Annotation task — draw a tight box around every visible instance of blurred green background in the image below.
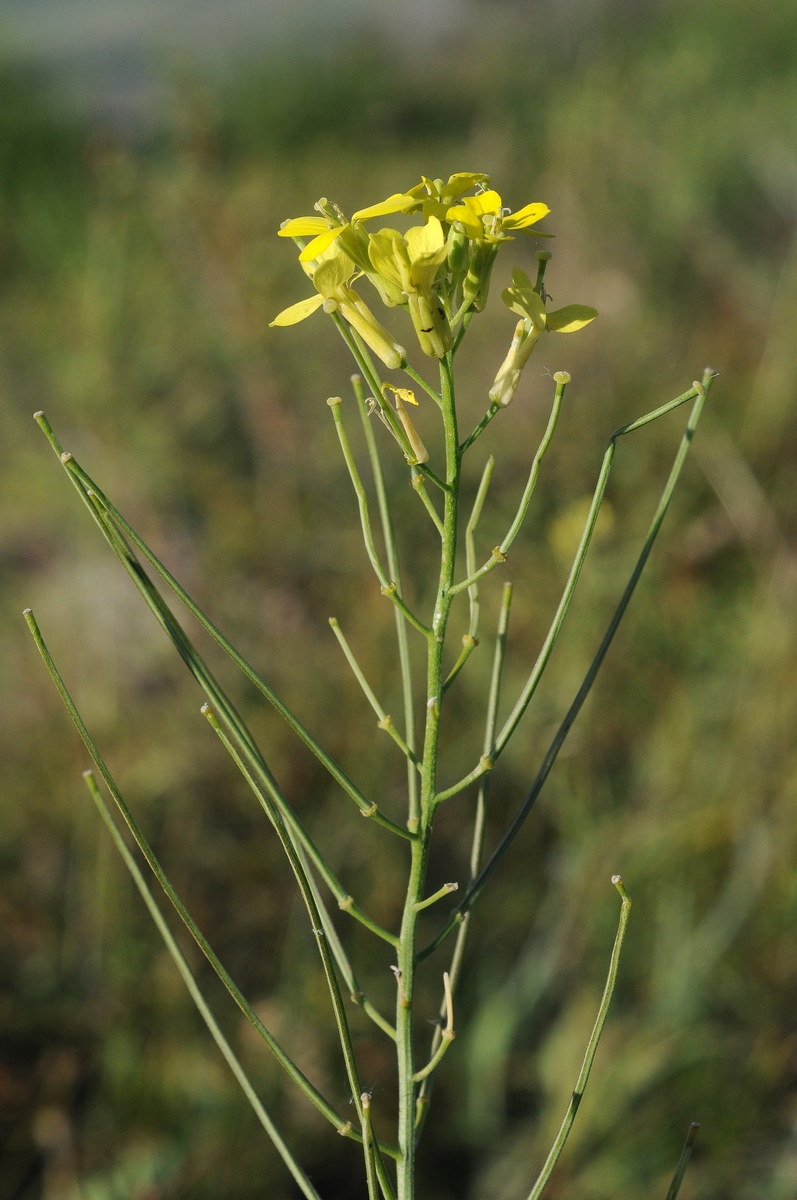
[2,0,797,1196]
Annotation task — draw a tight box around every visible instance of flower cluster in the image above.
[271,173,597,406]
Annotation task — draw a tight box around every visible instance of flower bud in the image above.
[446,223,468,274]
[488,319,542,407]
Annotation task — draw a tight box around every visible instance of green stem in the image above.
[197,706,368,1132]
[83,771,323,1200]
[362,1094,380,1200]
[415,581,512,1137]
[329,618,421,769]
[329,398,430,639]
[297,843,397,1041]
[410,469,445,537]
[352,375,419,827]
[203,704,400,951]
[460,402,500,455]
[434,757,493,805]
[412,974,454,1083]
[525,878,631,1200]
[465,455,494,639]
[665,1124,701,1200]
[395,354,461,1200]
[331,315,413,460]
[402,363,442,408]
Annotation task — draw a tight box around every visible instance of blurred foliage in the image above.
[1,0,797,1196]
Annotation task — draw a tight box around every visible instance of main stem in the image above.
[395,355,459,1200]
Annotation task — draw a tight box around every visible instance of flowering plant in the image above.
[26,170,712,1200]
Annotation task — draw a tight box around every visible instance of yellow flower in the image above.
[444,191,551,315]
[488,269,597,407]
[367,217,453,358]
[446,191,550,243]
[270,242,406,371]
[402,173,490,222]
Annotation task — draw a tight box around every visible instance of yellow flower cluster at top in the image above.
[270,173,555,366]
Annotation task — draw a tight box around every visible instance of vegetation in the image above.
[2,2,797,1196]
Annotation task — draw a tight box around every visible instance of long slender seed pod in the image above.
[524,878,632,1200]
[82,772,323,1200]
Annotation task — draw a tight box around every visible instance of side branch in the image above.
[329,618,421,770]
[524,878,631,1200]
[448,372,568,597]
[493,377,707,758]
[417,372,714,960]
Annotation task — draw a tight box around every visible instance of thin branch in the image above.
[411,469,445,536]
[525,878,632,1200]
[196,704,370,1141]
[493,378,706,758]
[362,1094,380,1200]
[460,402,500,456]
[329,618,420,770]
[329,398,431,638]
[351,374,419,829]
[412,973,455,1083]
[402,363,442,408]
[330,314,412,460]
[202,703,401,953]
[434,756,493,806]
[414,883,458,913]
[416,372,714,961]
[449,374,567,596]
[34,415,415,842]
[296,841,396,1041]
[82,771,324,1200]
[465,455,495,639]
[665,1123,701,1200]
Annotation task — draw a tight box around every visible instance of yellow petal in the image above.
[405,216,446,261]
[312,245,355,295]
[512,267,534,290]
[298,225,348,262]
[445,204,486,240]
[368,228,404,289]
[546,305,598,333]
[442,172,489,202]
[278,216,331,238]
[501,286,547,330]
[269,294,325,326]
[352,193,416,221]
[501,203,551,230]
[463,190,502,217]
